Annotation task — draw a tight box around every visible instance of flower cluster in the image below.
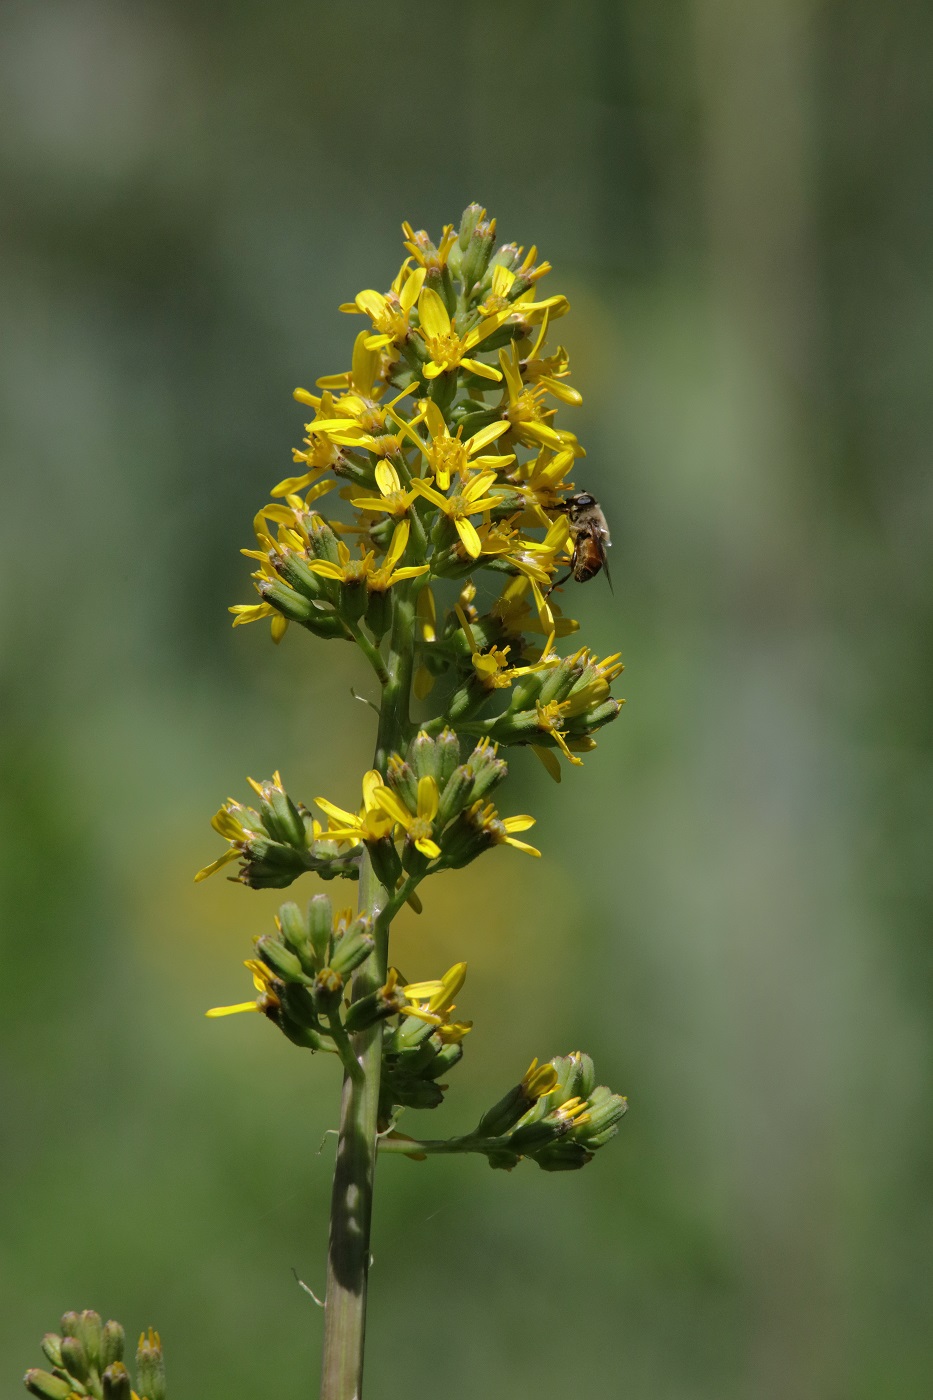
[24,1313,164,1400]
[381,1052,628,1174]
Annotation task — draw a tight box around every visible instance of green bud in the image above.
[368,836,402,889]
[424,1040,464,1078]
[329,919,375,978]
[136,1329,166,1400]
[434,765,474,827]
[537,656,583,706]
[489,241,521,273]
[386,1073,445,1110]
[60,1314,80,1339]
[465,742,508,800]
[259,578,321,625]
[486,1147,522,1172]
[23,1369,73,1400]
[39,1337,63,1369]
[461,218,497,290]
[533,1141,593,1172]
[307,514,340,563]
[565,698,622,735]
[365,587,392,641]
[76,1311,104,1370]
[59,1335,90,1382]
[277,901,314,965]
[567,1052,596,1102]
[509,1116,564,1155]
[102,1361,132,1400]
[579,1086,628,1142]
[256,780,305,851]
[458,202,485,251]
[337,579,368,624]
[272,548,325,603]
[307,894,334,965]
[476,1083,536,1138]
[345,983,405,1033]
[386,755,418,810]
[312,967,344,1015]
[100,1321,125,1369]
[436,811,487,870]
[256,933,307,984]
[435,728,461,786]
[407,730,438,783]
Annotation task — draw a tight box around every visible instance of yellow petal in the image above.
[416,776,439,821]
[399,264,426,313]
[531,745,562,783]
[466,420,510,454]
[375,459,401,495]
[194,849,240,882]
[372,786,412,829]
[414,836,442,859]
[455,517,482,559]
[418,286,451,339]
[205,1001,261,1017]
[314,797,358,826]
[460,357,502,382]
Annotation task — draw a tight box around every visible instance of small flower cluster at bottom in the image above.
[382,1051,627,1173]
[24,1312,164,1400]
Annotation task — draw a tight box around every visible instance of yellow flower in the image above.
[308,520,428,592]
[410,469,504,560]
[314,770,395,846]
[401,961,472,1041]
[340,260,427,350]
[416,287,506,382]
[498,341,576,453]
[206,959,280,1018]
[372,775,442,858]
[467,799,541,857]
[521,1057,560,1099]
[391,399,513,490]
[535,699,584,767]
[402,220,458,271]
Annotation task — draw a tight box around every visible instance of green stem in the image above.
[319,851,387,1400]
[343,619,390,687]
[320,581,418,1399]
[377,1132,508,1156]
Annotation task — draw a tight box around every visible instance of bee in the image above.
[551,493,612,591]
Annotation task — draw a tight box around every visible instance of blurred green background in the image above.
[2,2,932,1396]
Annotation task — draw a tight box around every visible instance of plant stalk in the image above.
[320,580,417,1398]
[319,851,387,1400]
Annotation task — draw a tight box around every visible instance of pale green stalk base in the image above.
[319,852,387,1400]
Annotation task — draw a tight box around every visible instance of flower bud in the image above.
[102,1361,132,1400]
[59,1313,80,1339]
[532,1140,593,1172]
[329,919,375,978]
[307,514,340,564]
[275,548,327,603]
[464,740,507,799]
[307,894,334,966]
[39,1337,62,1369]
[434,764,474,827]
[100,1321,125,1369]
[23,1370,72,1400]
[259,579,321,626]
[407,730,439,783]
[277,901,315,967]
[344,975,406,1032]
[368,836,402,889]
[476,1059,557,1138]
[461,217,497,290]
[256,933,307,984]
[136,1329,166,1400]
[435,728,461,786]
[312,967,344,1016]
[386,755,418,810]
[458,202,485,251]
[59,1335,90,1382]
